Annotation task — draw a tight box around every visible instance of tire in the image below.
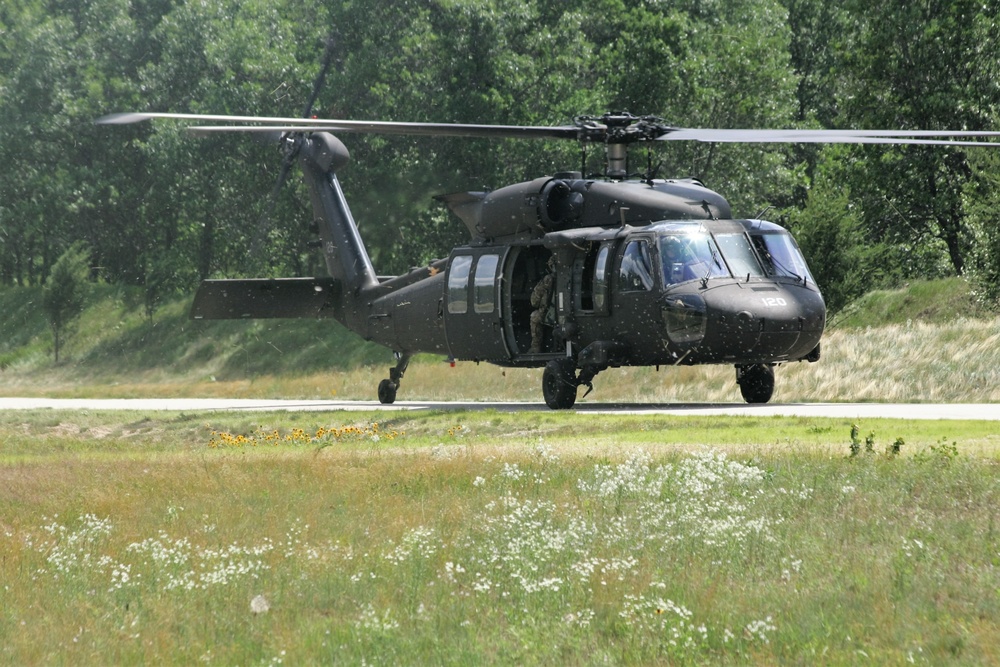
[737,364,774,404]
[377,379,397,405]
[542,358,578,409]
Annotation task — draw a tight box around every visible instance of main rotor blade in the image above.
[659,128,1000,146]
[186,126,358,137]
[97,112,580,140]
[97,112,1000,146]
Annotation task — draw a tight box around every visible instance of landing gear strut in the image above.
[378,352,411,405]
[736,363,774,404]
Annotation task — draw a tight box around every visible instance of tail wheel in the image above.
[542,358,578,409]
[737,364,774,404]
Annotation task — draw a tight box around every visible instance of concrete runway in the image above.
[1,397,999,420]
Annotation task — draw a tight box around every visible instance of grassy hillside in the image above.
[0,284,389,383]
[2,278,997,402]
[828,277,984,329]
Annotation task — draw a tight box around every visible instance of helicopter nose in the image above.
[679,284,825,362]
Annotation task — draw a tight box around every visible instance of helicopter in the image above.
[98,110,1000,408]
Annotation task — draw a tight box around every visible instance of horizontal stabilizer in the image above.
[191,278,340,320]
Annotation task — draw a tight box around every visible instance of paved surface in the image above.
[1,397,999,420]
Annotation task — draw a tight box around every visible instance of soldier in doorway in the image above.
[530,256,555,353]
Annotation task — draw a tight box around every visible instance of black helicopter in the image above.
[98,111,1000,408]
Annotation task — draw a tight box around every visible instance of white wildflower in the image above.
[744,616,777,643]
[355,603,399,632]
[250,595,270,615]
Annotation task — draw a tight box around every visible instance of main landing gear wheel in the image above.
[377,352,411,405]
[736,363,775,404]
[377,378,397,404]
[542,358,578,410]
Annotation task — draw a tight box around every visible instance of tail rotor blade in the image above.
[249,32,337,272]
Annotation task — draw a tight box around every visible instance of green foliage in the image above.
[830,277,978,329]
[4,283,390,379]
[790,146,891,312]
[0,286,48,368]
[1,0,999,306]
[826,0,1000,278]
[848,423,905,459]
[890,437,904,458]
[962,147,1000,306]
[0,0,799,279]
[913,437,961,465]
[849,423,860,457]
[42,242,91,362]
[140,254,185,322]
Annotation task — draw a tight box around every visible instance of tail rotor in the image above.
[248,33,337,272]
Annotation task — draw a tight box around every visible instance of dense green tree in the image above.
[2,0,999,312]
[318,0,802,271]
[323,0,606,271]
[833,0,1000,277]
[0,0,165,286]
[0,5,81,284]
[789,146,894,311]
[778,0,852,211]
[780,0,850,127]
[42,241,91,362]
[591,0,802,217]
[962,147,1000,304]
[134,0,328,279]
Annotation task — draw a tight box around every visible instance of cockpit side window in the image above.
[750,233,814,283]
[619,240,655,291]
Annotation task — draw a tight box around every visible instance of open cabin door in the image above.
[502,245,561,357]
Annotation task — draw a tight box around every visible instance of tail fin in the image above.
[297,132,379,295]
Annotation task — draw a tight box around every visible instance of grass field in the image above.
[4,279,1000,663]
[3,410,999,664]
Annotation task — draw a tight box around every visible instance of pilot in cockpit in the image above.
[662,236,692,285]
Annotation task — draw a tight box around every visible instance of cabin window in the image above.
[618,240,654,291]
[447,255,473,314]
[473,254,499,313]
[593,245,610,310]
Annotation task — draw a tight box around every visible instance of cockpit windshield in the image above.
[714,233,763,279]
[659,232,728,285]
[656,226,813,286]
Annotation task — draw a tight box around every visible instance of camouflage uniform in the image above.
[529,270,554,353]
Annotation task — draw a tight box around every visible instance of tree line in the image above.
[1,0,998,313]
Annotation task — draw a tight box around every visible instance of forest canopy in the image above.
[1,0,998,312]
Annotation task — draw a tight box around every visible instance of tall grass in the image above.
[3,280,1000,403]
[3,433,999,664]
[5,316,1000,404]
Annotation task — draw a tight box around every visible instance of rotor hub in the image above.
[574,112,676,144]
